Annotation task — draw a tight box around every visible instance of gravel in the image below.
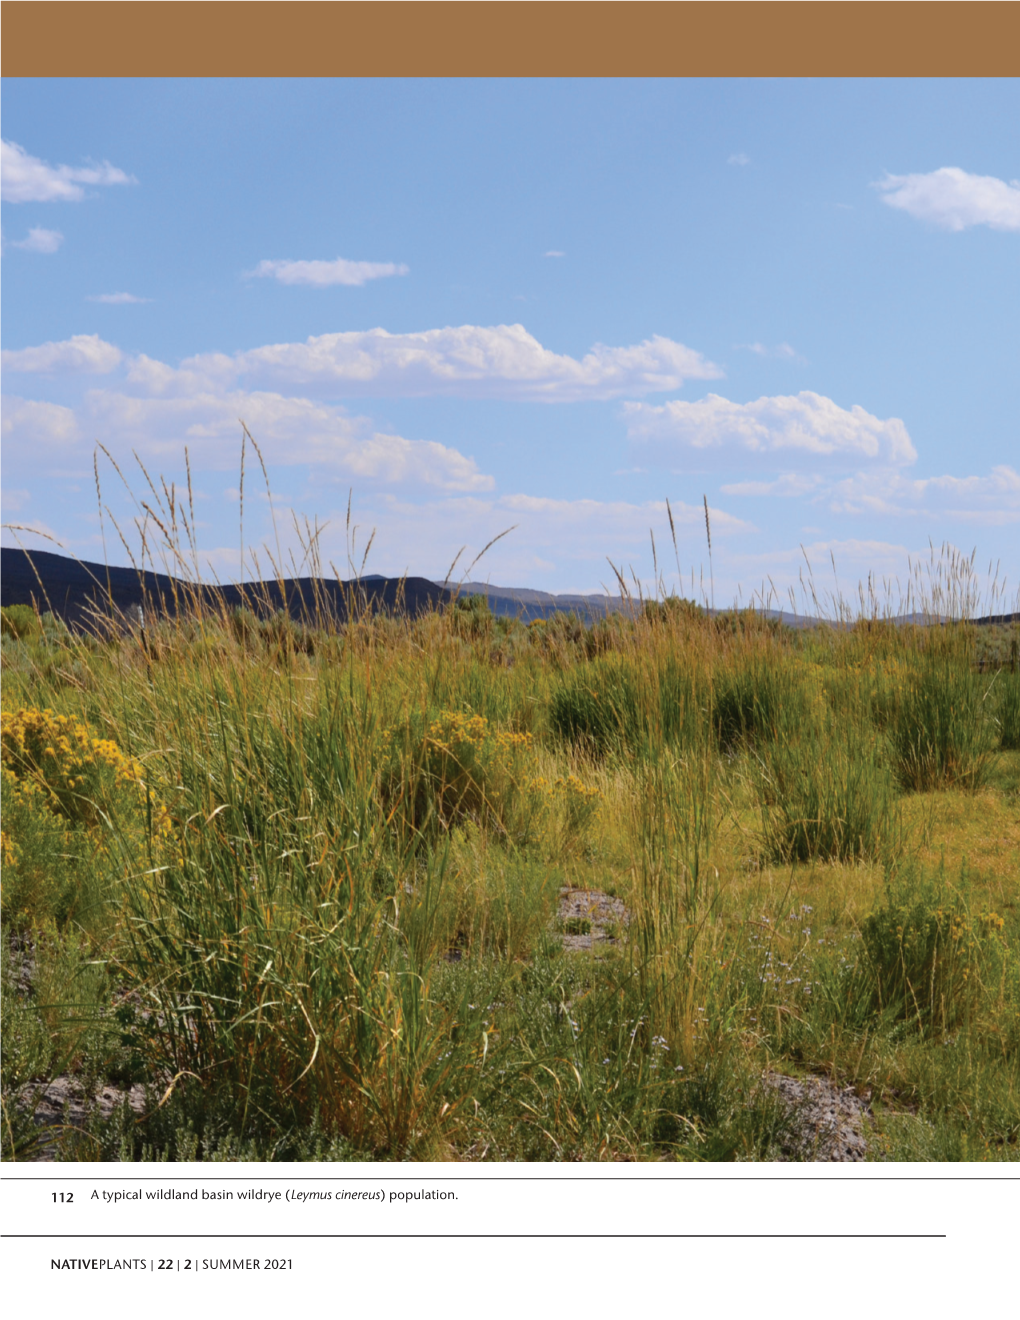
[760,1071,875,1161]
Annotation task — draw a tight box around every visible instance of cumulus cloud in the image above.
[873,167,1020,232]
[1,139,135,203]
[3,384,493,493]
[1,334,123,374]
[625,391,917,467]
[544,250,565,258]
[9,226,64,253]
[87,292,149,305]
[6,325,719,403]
[1,397,80,446]
[829,464,1020,522]
[248,257,409,287]
[167,325,722,402]
[727,153,750,167]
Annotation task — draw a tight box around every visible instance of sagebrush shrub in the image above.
[0,604,41,641]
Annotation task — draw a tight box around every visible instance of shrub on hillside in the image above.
[1,604,41,641]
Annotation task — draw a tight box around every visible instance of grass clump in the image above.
[550,655,643,757]
[996,670,1020,750]
[758,721,899,864]
[384,708,538,841]
[712,649,801,750]
[891,630,994,791]
[550,651,701,759]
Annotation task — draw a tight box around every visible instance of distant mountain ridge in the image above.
[0,548,450,629]
[439,578,1019,628]
[440,579,632,622]
[2,549,1016,630]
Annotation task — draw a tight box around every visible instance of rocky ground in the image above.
[759,1071,875,1162]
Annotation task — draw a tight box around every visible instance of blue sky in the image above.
[2,78,1018,613]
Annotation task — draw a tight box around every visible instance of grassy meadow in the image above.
[2,545,1019,1162]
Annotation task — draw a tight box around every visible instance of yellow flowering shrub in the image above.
[1,707,158,829]
[381,707,602,853]
[860,884,1007,1030]
[1,761,81,929]
[1,709,174,930]
[380,709,534,838]
[422,710,533,828]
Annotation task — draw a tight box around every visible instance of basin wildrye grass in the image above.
[2,485,1019,1162]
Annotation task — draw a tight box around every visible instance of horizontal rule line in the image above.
[3,1176,1009,1182]
[3,1234,948,1240]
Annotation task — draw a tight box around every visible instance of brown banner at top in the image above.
[2,1,1018,77]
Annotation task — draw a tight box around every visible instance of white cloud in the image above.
[0,487,32,514]
[544,250,565,258]
[7,325,720,404]
[1,334,123,374]
[723,462,1020,525]
[168,325,722,402]
[829,464,1020,522]
[4,385,493,493]
[728,153,750,167]
[1,139,135,203]
[739,341,802,361]
[625,391,917,467]
[873,167,1020,232]
[248,257,409,288]
[10,226,64,253]
[722,473,824,498]
[87,292,150,305]
[1,397,80,446]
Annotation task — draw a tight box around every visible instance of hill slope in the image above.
[1,548,450,629]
